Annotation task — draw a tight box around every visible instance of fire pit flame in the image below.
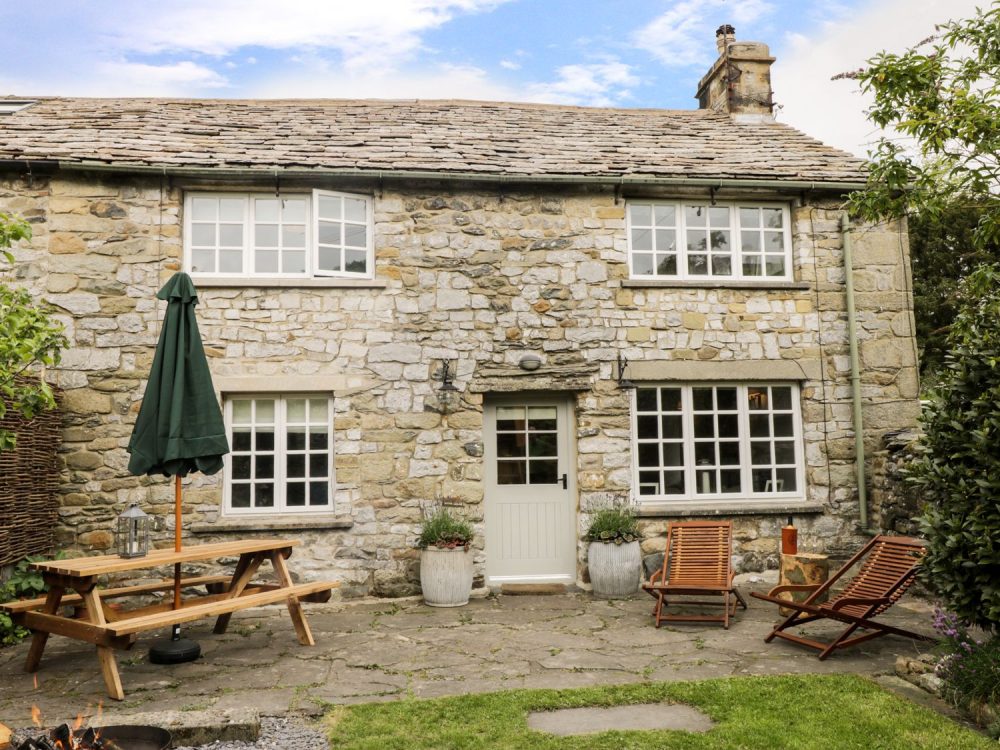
[9,724,169,750]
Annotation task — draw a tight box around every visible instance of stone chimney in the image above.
[696,25,775,119]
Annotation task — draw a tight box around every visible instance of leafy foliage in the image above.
[0,554,54,646]
[932,608,1000,714]
[907,265,1000,631]
[584,506,638,545]
[846,6,1000,251]
[909,205,1000,379]
[0,212,68,451]
[417,507,474,549]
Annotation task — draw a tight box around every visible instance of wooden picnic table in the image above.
[0,538,338,701]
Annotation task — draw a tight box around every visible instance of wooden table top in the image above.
[32,538,301,578]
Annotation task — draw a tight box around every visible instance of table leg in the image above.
[269,551,314,647]
[213,552,265,635]
[80,587,124,701]
[24,586,64,672]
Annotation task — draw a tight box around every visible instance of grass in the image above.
[323,674,992,750]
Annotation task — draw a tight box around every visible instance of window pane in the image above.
[742,255,763,276]
[696,470,716,494]
[191,248,215,273]
[283,224,306,248]
[772,387,792,410]
[636,389,657,411]
[766,233,786,252]
[655,229,675,252]
[232,431,251,451]
[709,206,729,226]
[496,407,525,431]
[345,250,367,274]
[695,442,715,464]
[497,460,526,484]
[287,454,306,478]
[319,221,342,246]
[712,255,732,275]
[763,208,783,228]
[749,414,770,437]
[632,228,652,251]
[739,207,759,228]
[776,468,797,492]
[632,253,653,275]
[255,431,274,451]
[287,399,307,422]
[720,469,741,493]
[528,433,557,457]
[219,198,244,222]
[773,414,793,437]
[344,198,367,223]
[629,204,652,226]
[716,388,737,410]
[497,432,525,458]
[688,254,708,275]
[710,230,730,252]
[719,442,740,465]
[752,469,772,492]
[318,195,342,220]
[344,224,367,248]
[693,388,713,411]
[662,443,683,467]
[686,232,708,254]
[309,430,329,450]
[774,441,796,465]
[255,250,279,273]
[282,199,306,223]
[231,484,251,508]
[751,442,771,465]
[219,249,243,274]
[287,482,306,506]
[254,483,274,508]
[232,455,251,480]
[255,199,279,222]
[283,251,306,274]
[309,481,329,505]
[192,224,215,246]
[318,247,342,272]
[747,387,768,410]
[685,205,706,226]
[232,400,252,423]
[527,406,557,430]
[638,443,659,467]
[637,415,658,439]
[660,388,682,411]
[255,400,275,422]
[741,231,761,253]
[309,399,328,422]
[663,471,685,494]
[256,455,274,479]
[694,414,714,438]
[654,204,676,226]
[661,415,682,439]
[656,255,677,275]
[718,414,739,438]
[309,453,327,478]
[219,224,243,247]
[191,198,217,221]
[255,224,278,247]
[529,460,558,484]
[288,428,306,451]
[765,256,786,276]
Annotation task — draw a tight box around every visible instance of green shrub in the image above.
[933,609,1000,711]
[417,507,473,549]
[0,554,54,646]
[585,506,638,545]
[907,264,1000,631]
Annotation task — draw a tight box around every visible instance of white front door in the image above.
[483,398,576,585]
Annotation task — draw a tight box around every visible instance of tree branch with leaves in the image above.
[0,212,68,452]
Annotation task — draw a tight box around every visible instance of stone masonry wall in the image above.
[0,172,921,595]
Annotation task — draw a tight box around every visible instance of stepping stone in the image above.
[527,703,713,736]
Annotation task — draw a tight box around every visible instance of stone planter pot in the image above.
[588,540,641,598]
[420,546,474,607]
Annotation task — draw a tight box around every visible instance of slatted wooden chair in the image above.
[750,535,932,659]
[642,520,747,629]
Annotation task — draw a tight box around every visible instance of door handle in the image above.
[559,473,568,490]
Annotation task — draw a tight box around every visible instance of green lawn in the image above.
[323,674,990,750]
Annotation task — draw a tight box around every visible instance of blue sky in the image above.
[0,0,979,154]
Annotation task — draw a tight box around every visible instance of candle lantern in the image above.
[117,502,151,558]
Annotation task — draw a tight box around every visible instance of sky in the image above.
[0,0,983,156]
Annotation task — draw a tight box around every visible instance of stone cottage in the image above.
[0,29,919,596]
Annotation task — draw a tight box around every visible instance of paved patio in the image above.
[0,576,936,726]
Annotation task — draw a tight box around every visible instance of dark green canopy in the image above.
[127,273,229,477]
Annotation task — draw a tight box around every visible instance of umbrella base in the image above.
[149,625,201,664]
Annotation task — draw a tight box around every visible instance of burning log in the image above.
[10,724,124,750]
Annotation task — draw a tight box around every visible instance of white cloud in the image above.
[774,0,983,156]
[499,59,521,70]
[524,59,639,107]
[111,0,510,73]
[632,0,774,67]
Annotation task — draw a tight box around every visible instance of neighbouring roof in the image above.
[0,97,866,184]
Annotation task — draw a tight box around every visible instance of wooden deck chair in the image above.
[750,535,932,659]
[642,521,747,629]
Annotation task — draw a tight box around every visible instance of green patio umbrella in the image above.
[127,271,229,663]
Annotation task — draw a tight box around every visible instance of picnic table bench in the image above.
[0,538,339,700]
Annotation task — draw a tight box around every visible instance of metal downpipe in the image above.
[841,213,869,530]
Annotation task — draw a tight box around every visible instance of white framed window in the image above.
[631,383,804,502]
[184,191,373,279]
[224,394,334,514]
[626,201,792,280]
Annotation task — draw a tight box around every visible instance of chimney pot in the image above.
[698,25,776,119]
[715,24,736,53]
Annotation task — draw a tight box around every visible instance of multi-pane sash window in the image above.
[495,405,559,485]
[627,202,792,280]
[225,395,334,514]
[185,191,373,279]
[633,384,803,501]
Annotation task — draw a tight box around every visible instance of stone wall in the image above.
[869,428,924,536]
[0,171,921,594]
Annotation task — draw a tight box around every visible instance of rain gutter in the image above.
[46,161,866,192]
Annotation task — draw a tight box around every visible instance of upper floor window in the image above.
[626,201,792,281]
[632,383,804,503]
[184,191,373,279]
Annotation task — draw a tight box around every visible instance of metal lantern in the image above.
[117,502,151,558]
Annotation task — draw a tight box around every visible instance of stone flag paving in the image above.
[0,580,935,726]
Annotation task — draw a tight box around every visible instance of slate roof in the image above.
[0,97,866,184]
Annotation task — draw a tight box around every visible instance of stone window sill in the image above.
[191,514,354,534]
[635,501,825,518]
[193,276,387,289]
[622,279,811,291]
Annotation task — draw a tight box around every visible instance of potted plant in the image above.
[585,500,641,598]
[417,507,474,607]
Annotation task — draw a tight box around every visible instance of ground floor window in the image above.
[224,394,334,514]
[632,383,803,502]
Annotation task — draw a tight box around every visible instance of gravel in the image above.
[173,716,327,750]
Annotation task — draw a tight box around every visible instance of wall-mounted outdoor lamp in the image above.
[518,353,542,371]
[615,353,635,390]
[437,359,460,412]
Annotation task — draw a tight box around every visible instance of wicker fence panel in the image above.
[0,395,62,568]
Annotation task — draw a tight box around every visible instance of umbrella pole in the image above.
[174,474,182,610]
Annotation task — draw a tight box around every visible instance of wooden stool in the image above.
[777,553,829,616]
